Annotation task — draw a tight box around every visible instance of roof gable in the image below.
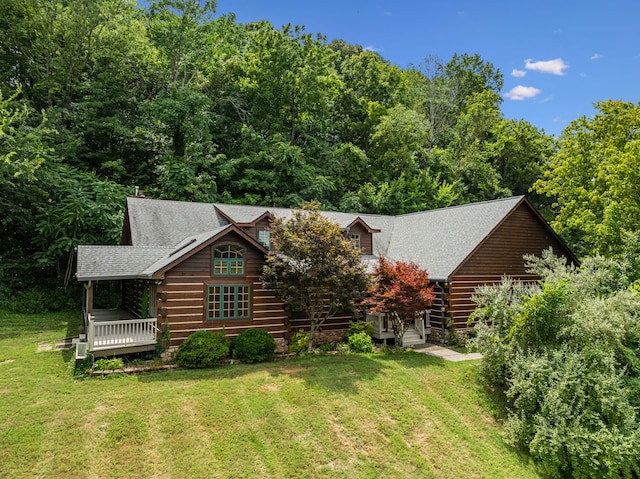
[78,224,268,281]
[148,224,269,279]
[385,196,524,280]
[345,217,381,233]
[213,203,277,226]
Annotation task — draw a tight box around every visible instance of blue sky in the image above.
[216,0,639,137]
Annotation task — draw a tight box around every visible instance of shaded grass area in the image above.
[0,310,539,479]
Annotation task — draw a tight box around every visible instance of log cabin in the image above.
[75,195,577,358]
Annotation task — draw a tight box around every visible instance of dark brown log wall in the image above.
[444,203,572,329]
[122,279,146,317]
[348,223,373,255]
[157,232,288,348]
[427,282,448,334]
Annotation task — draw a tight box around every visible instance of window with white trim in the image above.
[207,284,250,320]
[258,229,271,249]
[349,233,361,249]
[213,245,244,275]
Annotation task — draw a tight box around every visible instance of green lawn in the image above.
[0,310,540,479]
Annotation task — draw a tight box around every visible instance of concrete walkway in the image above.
[413,343,483,362]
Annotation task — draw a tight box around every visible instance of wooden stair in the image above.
[401,325,426,347]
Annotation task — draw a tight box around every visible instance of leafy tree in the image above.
[356,170,457,215]
[0,88,50,183]
[261,203,369,352]
[331,48,402,150]
[0,88,62,295]
[369,104,431,182]
[406,55,457,150]
[240,22,341,147]
[469,250,640,477]
[33,163,128,281]
[442,90,510,202]
[442,52,503,114]
[534,100,640,257]
[363,256,435,345]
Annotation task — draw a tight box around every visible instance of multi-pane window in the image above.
[207,285,250,320]
[258,230,271,250]
[349,233,361,249]
[213,245,244,275]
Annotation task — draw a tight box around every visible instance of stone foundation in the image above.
[274,338,287,354]
[313,329,347,345]
[429,327,474,344]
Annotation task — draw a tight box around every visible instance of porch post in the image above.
[87,314,95,351]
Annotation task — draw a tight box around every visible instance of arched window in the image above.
[213,245,244,275]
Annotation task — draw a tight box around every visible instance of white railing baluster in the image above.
[90,317,157,351]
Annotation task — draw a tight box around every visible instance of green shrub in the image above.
[232,329,276,364]
[471,252,640,477]
[347,331,373,353]
[346,320,373,338]
[0,286,76,313]
[94,357,124,371]
[336,343,351,354]
[175,331,229,368]
[288,330,309,355]
[74,356,94,376]
[319,343,335,352]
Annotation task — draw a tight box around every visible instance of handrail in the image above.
[87,316,157,351]
[93,317,156,327]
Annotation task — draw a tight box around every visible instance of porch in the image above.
[76,309,158,359]
[366,311,431,347]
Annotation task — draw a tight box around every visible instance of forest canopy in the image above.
[0,0,637,304]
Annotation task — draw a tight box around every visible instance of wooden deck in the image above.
[77,309,157,359]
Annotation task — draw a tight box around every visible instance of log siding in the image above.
[445,203,573,330]
[157,233,289,347]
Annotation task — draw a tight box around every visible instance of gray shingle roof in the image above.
[81,195,527,282]
[387,196,524,280]
[77,245,173,281]
[127,197,227,246]
[78,226,231,280]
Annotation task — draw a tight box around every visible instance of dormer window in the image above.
[213,245,244,275]
[349,234,361,249]
[258,230,271,250]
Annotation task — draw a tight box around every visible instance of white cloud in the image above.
[505,85,542,101]
[525,58,569,75]
[511,69,527,78]
[591,53,603,60]
[363,46,381,53]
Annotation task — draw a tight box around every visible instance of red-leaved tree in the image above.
[363,256,435,345]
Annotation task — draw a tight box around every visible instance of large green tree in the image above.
[535,100,640,257]
[261,204,369,352]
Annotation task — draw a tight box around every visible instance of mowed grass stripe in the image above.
[0,310,540,478]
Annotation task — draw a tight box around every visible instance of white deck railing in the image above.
[86,314,157,352]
